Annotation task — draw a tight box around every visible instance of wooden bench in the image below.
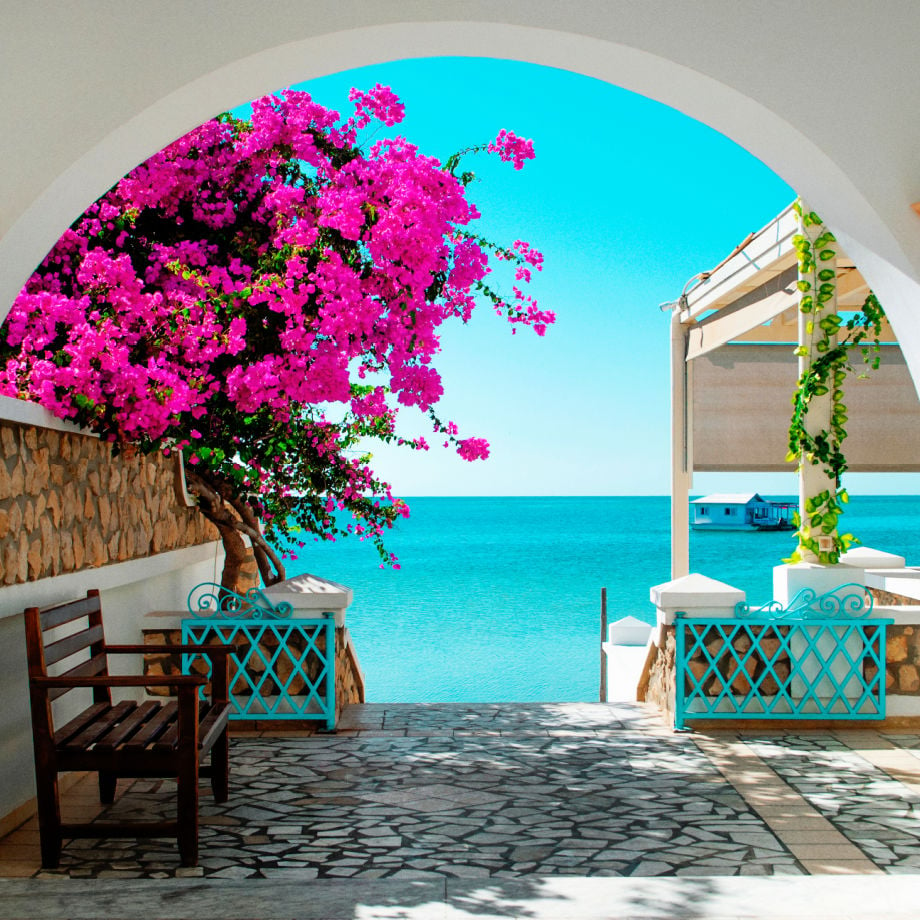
[24,589,233,867]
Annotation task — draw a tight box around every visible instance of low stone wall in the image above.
[0,419,216,584]
[143,623,364,729]
[881,627,920,694]
[868,589,920,695]
[641,627,676,725]
[641,613,920,730]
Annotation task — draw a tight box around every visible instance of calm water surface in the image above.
[288,495,920,702]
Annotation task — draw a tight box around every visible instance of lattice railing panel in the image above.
[675,605,892,730]
[181,616,335,729]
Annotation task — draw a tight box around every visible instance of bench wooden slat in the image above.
[199,703,231,753]
[154,700,210,753]
[47,654,107,702]
[40,595,100,632]
[93,701,161,752]
[62,701,136,752]
[53,702,110,747]
[123,700,179,751]
[44,624,105,667]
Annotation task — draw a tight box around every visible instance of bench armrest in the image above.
[107,643,232,704]
[32,674,206,688]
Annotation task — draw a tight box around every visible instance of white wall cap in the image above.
[773,562,866,606]
[607,616,653,646]
[870,604,920,625]
[841,546,907,569]
[263,572,353,610]
[864,568,920,601]
[650,572,745,609]
[0,394,93,435]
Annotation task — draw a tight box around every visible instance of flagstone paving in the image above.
[742,731,920,874]
[2,703,920,883]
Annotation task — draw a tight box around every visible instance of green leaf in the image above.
[819,249,836,261]
[797,280,812,293]
[818,268,835,281]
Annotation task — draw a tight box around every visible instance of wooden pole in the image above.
[671,311,692,578]
[599,587,608,702]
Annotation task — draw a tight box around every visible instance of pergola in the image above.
[667,202,920,578]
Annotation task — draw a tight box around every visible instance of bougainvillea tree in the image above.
[0,86,551,589]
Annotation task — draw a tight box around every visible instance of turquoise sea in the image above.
[288,495,920,703]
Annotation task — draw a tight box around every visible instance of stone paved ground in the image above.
[743,732,920,873]
[3,703,920,882]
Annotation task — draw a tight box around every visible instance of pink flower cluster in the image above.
[456,438,490,461]
[488,130,536,170]
[0,86,551,537]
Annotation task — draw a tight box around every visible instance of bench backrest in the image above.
[23,589,112,711]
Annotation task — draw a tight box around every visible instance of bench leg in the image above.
[35,770,62,869]
[177,753,199,866]
[210,729,229,803]
[176,684,200,866]
[98,771,117,804]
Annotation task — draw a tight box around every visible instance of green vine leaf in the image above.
[787,200,885,565]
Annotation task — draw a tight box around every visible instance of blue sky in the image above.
[288,57,916,497]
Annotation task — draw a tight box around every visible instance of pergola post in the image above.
[671,310,691,578]
[795,203,839,562]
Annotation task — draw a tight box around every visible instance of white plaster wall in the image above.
[3,0,920,817]
[3,2,920,387]
[0,542,222,825]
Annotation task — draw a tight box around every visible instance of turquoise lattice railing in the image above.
[181,582,335,729]
[674,584,893,731]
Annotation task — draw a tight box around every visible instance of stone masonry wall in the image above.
[868,588,920,695]
[642,627,676,726]
[0,420,217,584]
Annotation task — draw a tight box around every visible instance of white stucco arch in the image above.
[4,1,920,384]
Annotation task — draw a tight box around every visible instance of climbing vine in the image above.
[785,201,886,564]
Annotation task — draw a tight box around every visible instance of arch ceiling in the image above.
[3,1,920,383]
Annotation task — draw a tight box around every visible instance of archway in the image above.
[4,9,920,386]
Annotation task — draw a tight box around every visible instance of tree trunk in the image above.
[183,465,286,592]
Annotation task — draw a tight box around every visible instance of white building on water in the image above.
[690,493,795,531]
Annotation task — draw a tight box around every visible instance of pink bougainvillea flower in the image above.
[0,85,550,582]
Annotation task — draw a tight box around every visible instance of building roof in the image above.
[690,493,764,505]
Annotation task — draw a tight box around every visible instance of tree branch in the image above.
[183,465,287,589]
